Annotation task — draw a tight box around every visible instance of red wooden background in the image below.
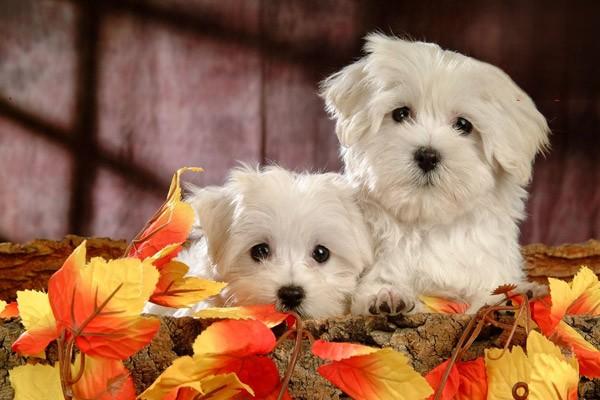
[0,0,598,245]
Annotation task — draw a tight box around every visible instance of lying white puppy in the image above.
[320,34,550,315]
[157,166,373,319]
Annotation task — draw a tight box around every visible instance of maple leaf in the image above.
[71,355,136,400]
[528,266,600,377]
[127,167,202,267]
[485,330,578,400]
[0,300,18,318]
[420,295,469,314]
[139,356,253,400]
[47,241,160,359]
[150,260,226,308]
[194,303,290,328]
[9,363,64,400]
[312,340,433,400]
[425,358,487,400]
[142,319,280,399]
[11,290,58,356]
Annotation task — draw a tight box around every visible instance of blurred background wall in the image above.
[0,0,598,245]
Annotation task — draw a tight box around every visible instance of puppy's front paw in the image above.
[368,287,415,315]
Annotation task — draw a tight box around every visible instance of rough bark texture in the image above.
[524,239,600,282]
[1,314,599,399]
[0,235,126,300]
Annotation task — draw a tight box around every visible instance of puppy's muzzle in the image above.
[414,146,441,173]
[277,285,305,309]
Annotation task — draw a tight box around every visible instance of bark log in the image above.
[1,314,599,399]
[0,235,126,300]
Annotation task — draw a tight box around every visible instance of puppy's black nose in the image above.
[277,285,305,309]
[414,147,441,173]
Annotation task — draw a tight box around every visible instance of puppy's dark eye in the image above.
[392,106,411,123]
[312,245,330,264]
[453,117,473,135]
[250,243,270,262]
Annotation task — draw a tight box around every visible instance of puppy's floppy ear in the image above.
[320,58,372,147]
[479,67,550,186]
[184,185,232,264]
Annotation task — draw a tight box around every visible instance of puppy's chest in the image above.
[371,217,516,280]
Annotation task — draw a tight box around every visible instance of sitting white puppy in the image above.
[172,166,373,319]
[320,34,549,315]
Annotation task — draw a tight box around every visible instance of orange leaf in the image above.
[72,355,136,400]
[200,354,280,398]
[425,358,487,400]
[127,167,202,267]
[194,304,290,328]
[420,295,469,314]
[317,348,433,400]
[312,340,378,361]
[140,356,252,400]
[193,319,276,357]
[11,290,58,356]
[0,301,18,318]
[47,242,160,359]
[554,320,600,378]
[150,261,226,308]
[425,360,460,400]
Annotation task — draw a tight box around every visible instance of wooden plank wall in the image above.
[0,0,598,245]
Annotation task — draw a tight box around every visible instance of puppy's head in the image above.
[321,34,549,223]
[187,166,372,319]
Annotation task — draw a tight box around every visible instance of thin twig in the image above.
[277,312,303,400]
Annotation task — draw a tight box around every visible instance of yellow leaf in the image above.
[16,290,57,336]
[194,304,289,328]
[12,290,58,356]
[317,348,433,400]
[9,363,64,400]
[139,356,252,400]
[0,300,6,313]
[78,256,159,315]
[150,261,226,308]
[529,353,579,400]
[485,346,530,400]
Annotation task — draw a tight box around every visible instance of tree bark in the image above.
[0,235,126,301]
[1,314,599,399]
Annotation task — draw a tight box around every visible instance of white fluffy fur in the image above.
[157,166,373,319]
[320,34,550,315]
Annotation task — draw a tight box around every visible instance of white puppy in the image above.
[320,34,549,315]
[172,166,373,319]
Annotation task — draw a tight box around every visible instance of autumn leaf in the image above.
[420,295,469,314]
[143,319,279,399]
[535,267,600,334]
[0,300,18,318]
[312,339,378,361]
[486,331,579,400]
[127,167,202,267]
[194,303,290,328]
[72,355,136,400]
[193,318,276,356]
[139,356,253,400]
[9,363,64,400]
[425,358,487,400]
[150,260,226,308]
[11,290,58,356]
[313,341,433,400]
[553,320,600,378]
[47,241,160,359]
